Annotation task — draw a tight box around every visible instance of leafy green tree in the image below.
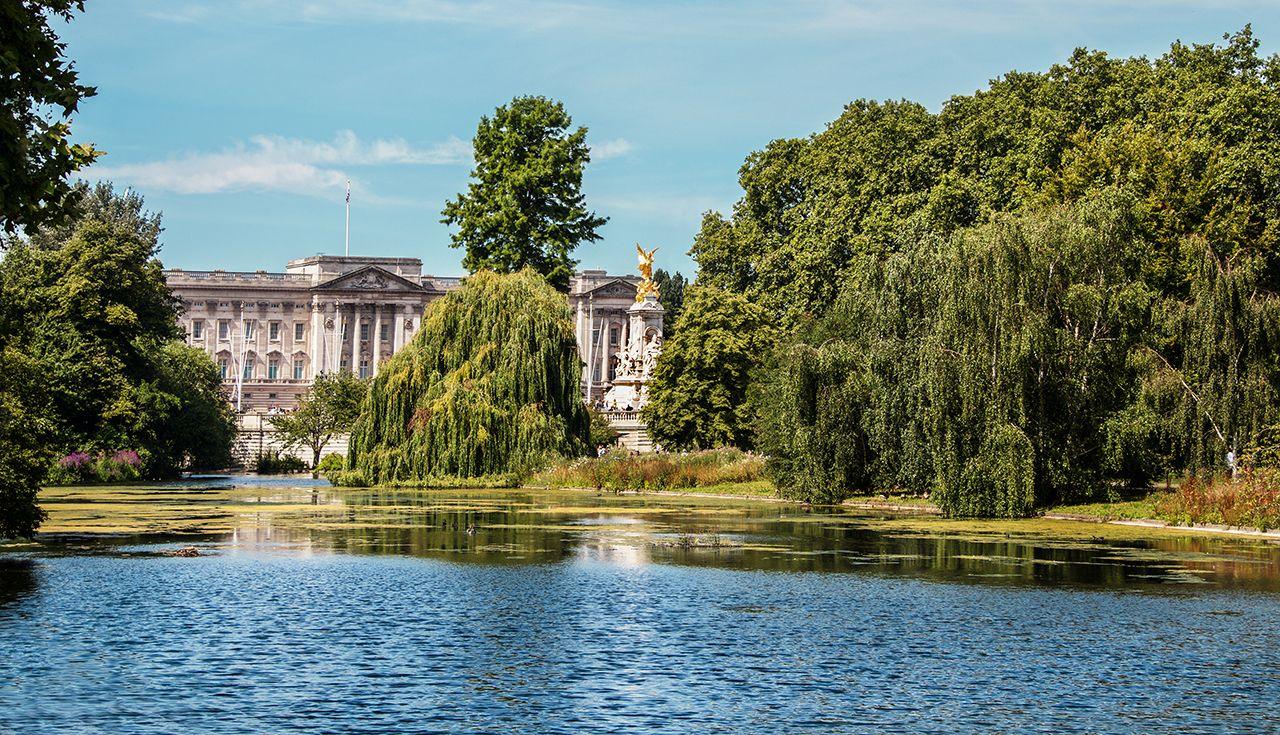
[693,28,1280,326]
[270,371,368,476]
[143,342,237,472]
[587,405,620,450]
[652,268,686,336]
[347,269,590,483]
[644,286,778,450]
[0,346,55,537]
[758,198,1157,516]
[0,0,99,232]
[441,96,607,291]
[0,184,232,479]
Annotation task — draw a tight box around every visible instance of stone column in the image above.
[597,314,610,388]
[392,303,405,354]
[575,297,585,355]
[584,296,595,400]
[350,302,361,376]
[372,303,383,376]
[310,300,323,378]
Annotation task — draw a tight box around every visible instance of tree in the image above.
[347,269,590,483]
[652,268,687,337]
[756,198,1156,516]
[587,406,621,450]
[0,183,232,479]
[0,1,99,233]
[692,28,1280,326]
[441,96,607,291]
[144,342,237,471]
[644,286,778,450]
[270,371,368,477]
[0,345,55,537]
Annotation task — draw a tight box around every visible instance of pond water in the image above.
[2,476,1279,734]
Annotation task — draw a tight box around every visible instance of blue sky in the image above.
[64,1,1280,277]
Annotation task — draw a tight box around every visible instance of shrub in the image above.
[255,450,307,474]
[328,470,370,488]
[1155,471,1280,531]
[46,449,142,485]
[530,448,767,492]
[316,453,345,474]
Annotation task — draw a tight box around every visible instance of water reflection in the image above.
[0,559,37,607]
[28,478,1280,591]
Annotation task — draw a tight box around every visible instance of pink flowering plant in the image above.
[47,449,144,485]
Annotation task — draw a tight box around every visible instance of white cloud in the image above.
[143,1,1255,37]
[91,131,470,198]
[590,138,633,161]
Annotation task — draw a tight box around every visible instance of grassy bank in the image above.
[1052,474,1280,532]
[528,449,771,495]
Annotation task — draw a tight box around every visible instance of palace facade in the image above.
[165,255,649,411]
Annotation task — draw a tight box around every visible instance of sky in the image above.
[61,0,1280,278]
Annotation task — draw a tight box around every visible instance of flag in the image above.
[346,180,350,203]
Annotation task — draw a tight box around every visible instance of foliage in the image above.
[0,1,99,233]
[758,198,1157,516]
[587,406,620,449]
[643,286,778,451]
[652,269,687,336]
[254,450,307,475]
[327,470,369,488]
[346,269,590,484]
[1153,472,1280,530]
[531,448,767,492]
[692,28,1280,327]
[441,96,607,291]
[46,449,142,485]
[0,346,54,536]
[270,371,367,476]
[316,453,345,475]
[0,183,232,480]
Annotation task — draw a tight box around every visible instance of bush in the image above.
[255,450,307,474]
[1155,471,1280,531]
[328,470,370,488]
[316,453,345,474]
[46,449,142,485]
[530,448,768,492]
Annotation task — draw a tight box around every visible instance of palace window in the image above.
[269,321,280,341]
[341,322,348,340]
[218,320,230,340]
[243,361,254,380]
[244,321,255,340]
[191,321,203,340]
[609,326,620,345]
[218,358,229,379]
[380,323,390,342]
[268,359,279,380]
[293,359,305,380]
[359,359,370,379]
[360,323,370,341]
[294,323,304,341]
[340,359,348,373]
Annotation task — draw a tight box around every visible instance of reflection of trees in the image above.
[0,559,38,607]
[224,486,1280,591]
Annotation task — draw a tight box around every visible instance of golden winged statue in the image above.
[635,244,660,302]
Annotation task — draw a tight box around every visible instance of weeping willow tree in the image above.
[758,196,1155,516]
[345,269,590,484]
[1152,243,1280,470]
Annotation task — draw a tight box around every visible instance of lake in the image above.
[2,476,1279,734]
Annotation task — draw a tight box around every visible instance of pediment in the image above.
[313,265,425,293]
[583,278,639,298]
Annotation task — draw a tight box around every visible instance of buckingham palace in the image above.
[165,254,653,412]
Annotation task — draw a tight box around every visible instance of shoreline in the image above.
[550,485,1280,540]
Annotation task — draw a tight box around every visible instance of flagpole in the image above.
[344,180,351,257]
